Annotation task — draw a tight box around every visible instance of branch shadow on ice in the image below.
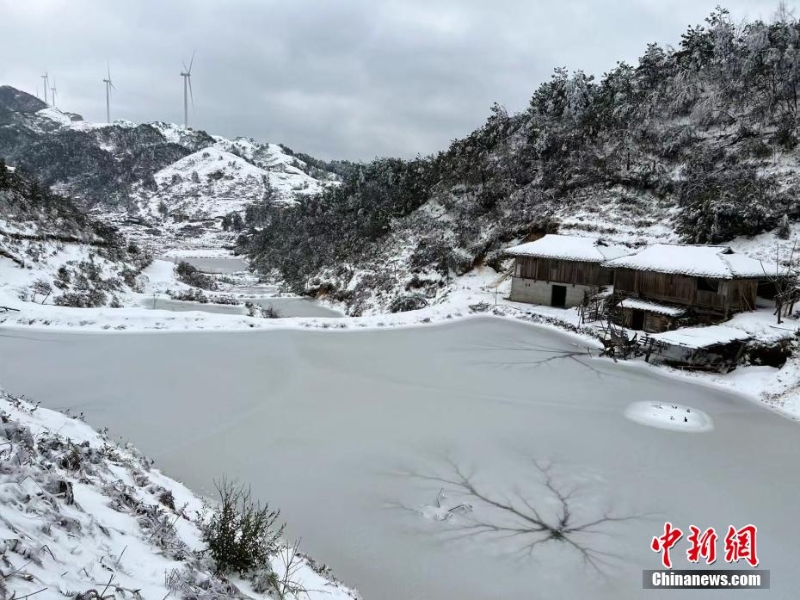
[460,336,633,380]
[392,455,647,575]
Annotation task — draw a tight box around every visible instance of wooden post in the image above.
[645,338,654,363]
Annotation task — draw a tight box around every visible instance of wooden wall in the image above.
[514,257,613,286]
[620,309,673,333]
[614,268,758,314]
[728,280,758,311]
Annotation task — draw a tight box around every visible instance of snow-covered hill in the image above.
[0,85,340,252]
[0,162,153,310]
[141,147,274,220]
[134,141,329,222]
[0,389,358,600]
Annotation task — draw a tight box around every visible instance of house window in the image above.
[697,278,720,293]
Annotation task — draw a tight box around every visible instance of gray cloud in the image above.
[0,0,784,160]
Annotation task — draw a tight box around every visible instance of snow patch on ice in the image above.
[624,401,713,432]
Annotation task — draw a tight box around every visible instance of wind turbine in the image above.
[50,78,58,109]
[103,64,115,123]
[180,52,195,128]
[41,72,49,104]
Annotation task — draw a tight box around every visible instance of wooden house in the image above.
[505,235,629,308]
[603,244,769,332]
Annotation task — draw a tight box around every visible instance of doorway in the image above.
[551,285,567,308]
[631,309,645,330]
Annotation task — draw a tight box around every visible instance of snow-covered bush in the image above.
[175,260,218,290]
[777,214,791,240]
[246,302,281,318]
[169,287,209,303]
[201,478,284,575]
[389,293,429,313]
[54,288,107,308]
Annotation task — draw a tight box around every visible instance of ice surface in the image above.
[0,319,798,600]
[169,256,250,273]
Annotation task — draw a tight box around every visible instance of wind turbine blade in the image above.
[107,61,111,81]
[182,60,188,72]
[188,50,195,73]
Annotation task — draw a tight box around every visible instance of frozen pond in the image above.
[251,297,342,318]
[171,256,250,273]
[146,297,342,318]
[147,298,244,315]
[0,318,797,599]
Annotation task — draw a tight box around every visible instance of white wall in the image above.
[509,278,591,308]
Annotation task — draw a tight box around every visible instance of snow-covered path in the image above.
[0,318,797,599]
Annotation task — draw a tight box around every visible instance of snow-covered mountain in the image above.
[0,85,340,224]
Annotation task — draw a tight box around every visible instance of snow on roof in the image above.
[619,297,686,317]
[649,325,750,349]
[505,235,630,263]
[604,244,772,279]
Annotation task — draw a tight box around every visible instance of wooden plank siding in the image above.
[621,309,672,333]
[614,268,758,315]
[728,280,758,311]
[514,257,613,286]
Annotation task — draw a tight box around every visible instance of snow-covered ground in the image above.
[0,390,357,600]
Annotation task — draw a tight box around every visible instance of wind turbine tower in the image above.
[41,72,49,104]
[180,52,195,128]
[50,78,58,109]
[103,65,115,123]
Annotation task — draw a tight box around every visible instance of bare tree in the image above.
[398,457,643,573]
[31,278,52,304]
[272,540,310,600]
[763,241,798,324]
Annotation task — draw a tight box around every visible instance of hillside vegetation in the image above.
[0,161,151,307]
[240,8,800,314]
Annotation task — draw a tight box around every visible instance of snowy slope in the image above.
[140,147,275,219]
[0,390,358,600]
[215,137,338,187]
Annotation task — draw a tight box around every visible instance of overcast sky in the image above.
[0,0,786,161]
